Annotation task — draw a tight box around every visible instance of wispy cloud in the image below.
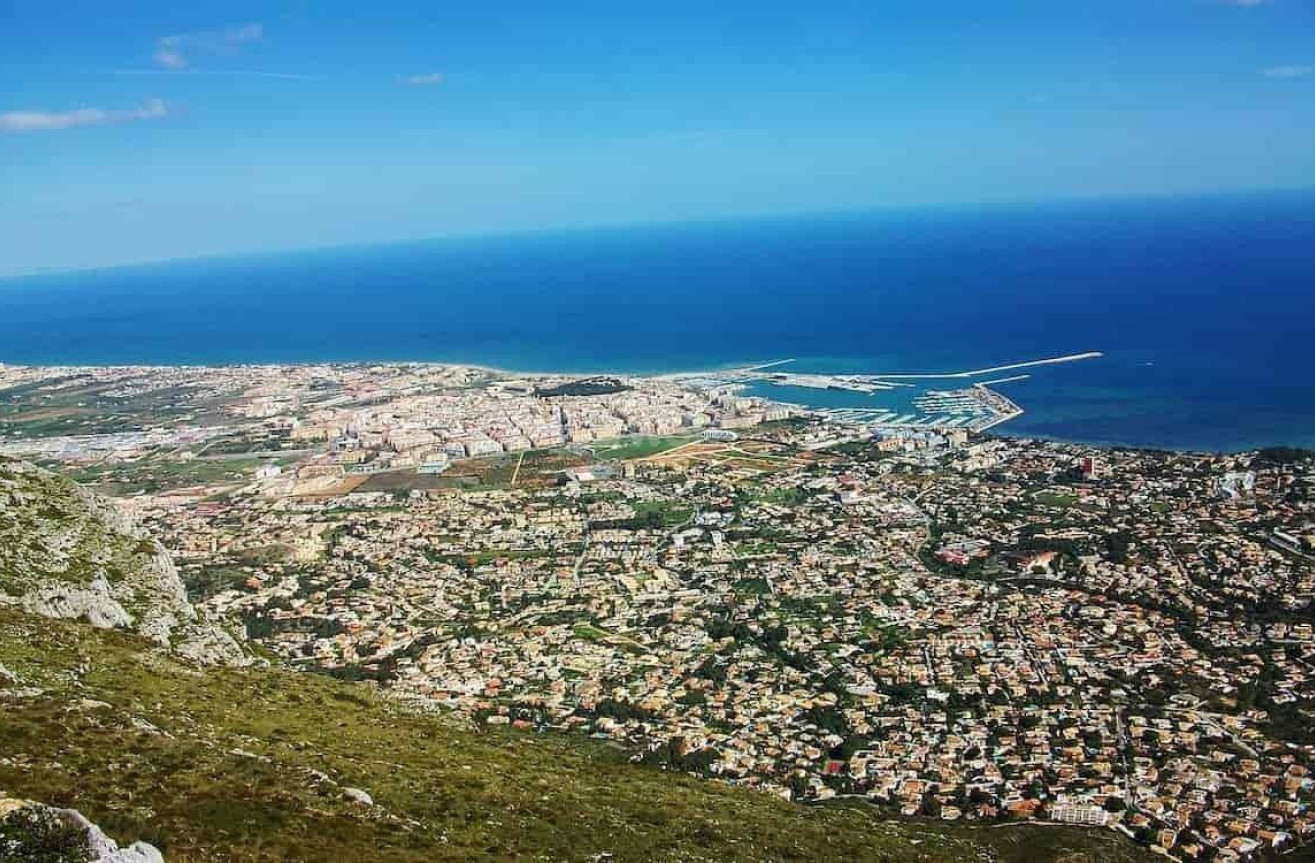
[153,22,263,70]
[154,41,187,69]
[113,68,319,81]
[1225,0,1268,6]
[400,72,444,86]
[1260,64,1313,79]
[0,98,168,133]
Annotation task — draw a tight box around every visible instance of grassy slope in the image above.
[0,609,1147,862]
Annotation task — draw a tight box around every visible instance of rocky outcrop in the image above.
[0,794,164,862]
[0,457,247,666]
[342,787,375,807]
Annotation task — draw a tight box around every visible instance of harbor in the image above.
[687,353,1087,437]
[812,384,1024,434]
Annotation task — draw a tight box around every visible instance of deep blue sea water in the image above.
[2,192,1314,452]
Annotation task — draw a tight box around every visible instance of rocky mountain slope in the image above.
[0,457,245,666]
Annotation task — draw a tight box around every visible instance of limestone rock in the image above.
[0,457,249,667]
[62,805,165,863]
[20,575,134,630]
[0,795,164,862]
[343,787,374,807]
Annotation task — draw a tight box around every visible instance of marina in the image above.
[696,354,1061,436]
[811,382,1023,434]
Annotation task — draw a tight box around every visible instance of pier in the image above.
[870,351,1102,380]
[692,351,1099,391]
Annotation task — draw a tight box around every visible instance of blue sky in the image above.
[1,0,1312,277]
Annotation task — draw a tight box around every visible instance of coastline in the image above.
[3,353,1310,456]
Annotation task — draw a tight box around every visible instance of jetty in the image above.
[870,352,1102,380]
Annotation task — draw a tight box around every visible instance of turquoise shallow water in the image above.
[2,192,1314,452]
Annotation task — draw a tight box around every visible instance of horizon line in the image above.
[2,183,1313,284]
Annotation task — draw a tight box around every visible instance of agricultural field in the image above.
[356,448,592,494]
[51,452,295,496]
[589,433,701,460]
[0,378,230,438]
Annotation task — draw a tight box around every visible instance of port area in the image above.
[684,352,1099,434]
[809,383,1023,434]
[762,373,899,394]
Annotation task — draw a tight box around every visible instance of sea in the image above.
[2,191,1314,453]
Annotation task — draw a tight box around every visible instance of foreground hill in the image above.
[0,609,1150,862]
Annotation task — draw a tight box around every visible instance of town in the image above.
[3,360,1314,862]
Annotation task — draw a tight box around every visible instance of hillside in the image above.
[0,608,1151,862]
[0,459,1148,861]
[0,457,244,666]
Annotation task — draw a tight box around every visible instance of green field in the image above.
[630,500,694,528]
[590,434,700,460]
[573,622,612,641]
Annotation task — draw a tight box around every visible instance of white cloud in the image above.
[153,22,263,69]
[1225,0,1268,6]
[154,40,187,69]
[0,98,168,133]
[401,72,444,86]
[113,68,319,81]
[1261,64,1313,79]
